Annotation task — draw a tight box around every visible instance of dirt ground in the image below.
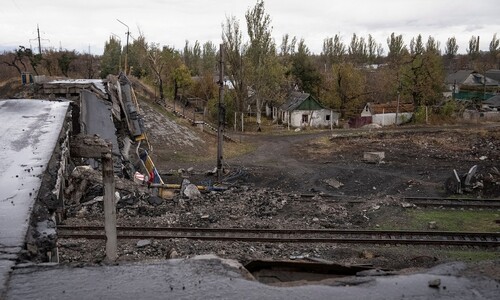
[60,98,500,278]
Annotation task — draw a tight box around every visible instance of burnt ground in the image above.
[59,99,500,278]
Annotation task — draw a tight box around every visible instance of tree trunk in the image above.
[256,97,262,130]
[174,79,179,100]
[158,77,164,100]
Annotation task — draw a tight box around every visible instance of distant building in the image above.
[445,70,498,100]
[279,92,338,128]
[482,95,500,110]
[485,69,500,82]
[361,101,414,126]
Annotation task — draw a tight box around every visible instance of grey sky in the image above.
[1,0,498,55]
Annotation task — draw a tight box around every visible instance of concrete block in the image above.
[363,152,385,163]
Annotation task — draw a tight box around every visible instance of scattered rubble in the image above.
[58,96,500,275]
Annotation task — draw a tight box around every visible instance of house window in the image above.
[326,115,331,121]
[302,114,308,123]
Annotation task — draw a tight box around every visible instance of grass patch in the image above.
[442,250,500,262]
[376,209,500,232]
[154,139,257,164]
[224,141,258,159]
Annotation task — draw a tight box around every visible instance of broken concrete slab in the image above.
[324,178,344,189]
[363,152,385,163]
[136,240,151,248]
[184,184,201,199]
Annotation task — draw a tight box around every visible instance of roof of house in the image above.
[445,70,475,84]
[366,101,414,114]
[280,92,326,112]
[485,69,500,82]
[445,70,499,86]
[483,95,500,108]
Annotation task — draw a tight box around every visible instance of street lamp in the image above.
[117,19,130,75]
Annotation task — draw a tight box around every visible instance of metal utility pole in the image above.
[217,44,225,181]
[117,19,130,74]
[30,24,49,55]
[37,24,42,55]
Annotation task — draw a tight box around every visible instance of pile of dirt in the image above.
[0,78,28,99]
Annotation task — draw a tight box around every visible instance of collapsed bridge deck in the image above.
[0,99,71,294]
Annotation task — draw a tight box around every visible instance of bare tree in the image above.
[222,15,247,114]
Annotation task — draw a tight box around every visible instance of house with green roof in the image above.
[279,92,338,128]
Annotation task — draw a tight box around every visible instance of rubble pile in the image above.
[64,184,352,230]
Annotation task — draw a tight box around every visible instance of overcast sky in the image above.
[1,0,498,56]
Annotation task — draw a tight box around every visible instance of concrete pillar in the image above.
[102,151,117,261]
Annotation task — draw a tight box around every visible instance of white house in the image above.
[361,101,414,126]
[279,92,339,128]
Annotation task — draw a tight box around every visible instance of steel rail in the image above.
[57,226,500,246]
[403,197,500,208]
[293,196,500,208]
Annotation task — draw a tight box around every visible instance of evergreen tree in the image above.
[100,36,122,78]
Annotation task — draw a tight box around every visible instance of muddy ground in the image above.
[60,99,500,278]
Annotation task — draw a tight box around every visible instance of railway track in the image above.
[403,197,500,208]
[57,225,500,247]
[295,195,500,209]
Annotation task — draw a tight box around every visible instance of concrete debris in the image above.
[428,278,441,288]
[428,221,438,229]
[324,178,344,189]
[206,167,217,175]
[180,179,191,192]
[472,181,484,189]
[363,152,385,163]
[136,240,151,248]
[359,250,375,259]
[401,202,414,208]
[181,179,201,199]
[445,164,500,196]
[479,156,488,161]
[147,196,163,207]
[167,249,178,259]
[36,220,57,239]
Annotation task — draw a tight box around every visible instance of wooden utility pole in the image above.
[217,44,225,181]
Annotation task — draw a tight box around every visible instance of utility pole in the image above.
[103,150,117,261]
[217,44,225,181]
[117,19,130,75]
[30,24,49,56]
[87,45,93,79]
[37,24,42,55]
[395,80,401,126]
